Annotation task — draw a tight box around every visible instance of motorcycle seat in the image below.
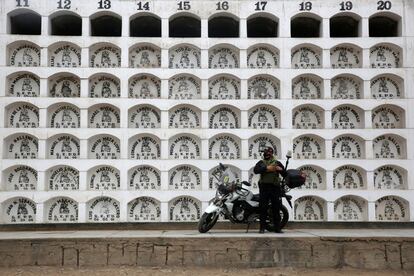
[252,193,260,202]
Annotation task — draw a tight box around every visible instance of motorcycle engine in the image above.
[233,203,246,222]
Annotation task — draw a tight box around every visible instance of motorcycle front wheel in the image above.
[265,205,289,232]
[198,212,219,233]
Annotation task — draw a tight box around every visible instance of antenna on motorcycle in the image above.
[286,150,292,159]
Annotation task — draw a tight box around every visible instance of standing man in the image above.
[254,147,286,233]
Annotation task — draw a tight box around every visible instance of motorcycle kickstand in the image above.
[245,223,250,233]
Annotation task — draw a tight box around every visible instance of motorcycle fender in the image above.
[205,203,221,214]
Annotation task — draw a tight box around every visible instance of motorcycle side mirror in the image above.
[219,163,226,170]
[241,181,251,186]
[286,150,292,159]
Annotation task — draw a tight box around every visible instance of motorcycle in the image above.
[198,151,306,233]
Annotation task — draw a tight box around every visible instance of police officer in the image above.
[254,147,286,233]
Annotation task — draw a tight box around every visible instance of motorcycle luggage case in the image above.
[285,169,306,189]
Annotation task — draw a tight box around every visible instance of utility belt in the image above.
[258,181,281,187]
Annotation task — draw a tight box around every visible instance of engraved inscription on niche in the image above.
[169,136,200,159]
[129,166,161,190]
[209,135,240,160]
[169,75,201,99]
[332,106,362,129]
[296,166,324,190]
[209,107,239,129]
[50,105,80,128]
[332,136,362,159]
[371,76,401,99]
[130,45,161,68]
[90,46,121,68]
[209,48,239,69]
[88,197,120,222]
[129,197,161,222]
[247,47,279,68]
[376,196,407,221]
[248,76,279,99]
[169,166,201,190]
[370,45,400,68]
[4,198,36,223]
[209,76,240,99]
[9,44,40,67]
[50,76,80,97]
[49,45,81,67]
[8,104,39,128]
[129,75,160,98]
[374,166,404,190]
[89,166,120,190]
[47,198,78,223]
[49,166,79,190]
[248,106,279,129]
[129,106,160,128]
[292,107,322,129]
[334,197,364,221]
[291,47,321,69]
[89,106,120,128]
[373,135,402,159]
[130,136,160,159]
[248,136,279,159]
[372,107,402,129]
[6,166,37,191]
[49,135,79,159]
[89,136,120,159]
[8,73,39,97]
[331,76,361,99]
[333,166,364,189]
[169,197,200,221]
[209,165,240,189]
[292,76,321,99]
[294,197,325,221]
[169,46,201,69]
[169,107,200,128]
[90,76,120,98]
[330,46,361,69]
[293,136,323,159]
[8,135,38,159]
[249,167,260,189]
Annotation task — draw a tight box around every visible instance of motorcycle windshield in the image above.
[220,167,238,186]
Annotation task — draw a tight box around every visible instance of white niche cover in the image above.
[209,46,239,68]
[88,135,120,159]
[291,45,322,69]
[3,197,36,223]
[169,135,201,160]
[330,45,361,69]
[6,134,38,159]
[129,166,161,190]
[332,135,363,159]
[248,135,280,160]
[129,75,161,99]
[247,45,279,68]
[4,165,37,191]
[129,105,161,128]
[9,42,40,67]
[128,197,161,222]
[90,44,121,68]
[331,105,363,129]
[48,166,79,191]
[209,134,241,160]
[49,75,80,97]
[370,44,401,68]
[169,105,201,129]
[371,75,403,99]
[89,74,120,98]
[169,196,201,221]
[334,196,367,221]
[294,196,326,221]
[129,135,160,159]
[169,44,201,69]
[7,103,39,128]
[49,104,80,128]
[376,196,409,222]
[89,166,120,190]
[87,197,120,222]
[331,75,362,99]
[248,75,280,99]
[49,43,81,67]
[46,197,78,223]
[292,135,324,159]
[169,75,201,100]
[48,135,80,159]
[209,106,240,129]
[333,165,365,189]
[89,105,120,128]
[296,165,325,190]
[292,75,322,99]
[129,44,161,68]
[292,105,323,129]
[372,105,404,129]
[248,105,280,129]
[374,165,406,190]
[373,135,405,159]
[209,75,240,99]
[8,73,39,97]
[169,165,201,190]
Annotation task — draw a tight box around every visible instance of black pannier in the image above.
[285,169,306,189]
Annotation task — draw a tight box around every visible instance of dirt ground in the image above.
[0,266,411,276]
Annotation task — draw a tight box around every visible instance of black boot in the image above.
[259,227,265,233]
[274,228,284,233]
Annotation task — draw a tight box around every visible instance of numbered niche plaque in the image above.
[88,135,120,159]
[8,73,39,97]
[332,105,363,129]
[129,74,161,98]
[48,104,80,128]
[293,135,324,159]
[49,43,81,67]
[372,105,404,129]
[9,42,40,67]
[169,105,201,128]
[247,45,279,68]
[292,105,323,129]
[291,45,322,69]
[169,134,201,160]
[90,44,121,68]
[370,44,401,68]
[332,135,364,159]
[87,197,120,222]
[376,196,409,222]
[334,196,367,221]
[46,197,78,223]
[129,166,161,190]
[48,135,80,159]
[209,134,241,160]
[5,134,38,159]
[4,165,37,191]
[88,105,120,128]
[296,165,325,190]
[129,44,161,68]
[374,165,406,190]
[331,75,362,99]
[89,74,120,98]
[49,74,80,97]
[129,135,160,159]
[371,75,403,99]
[169,165,201,190]
[169,44,201,69]
[294,196,326,221]
[3,197,36,223]
[128,197,161,222]
[248,75,280,99]
[169,196,201,221]
[333,165,365,189]
[248,105,280,129]
[292,75,322,99]
[330,45,361,69]
[209,75,240,99]
[209,165,240,189]
[89,166,120,190]
[48,166,79,190]
[209,105,240,129]
[129,105,161,128]
[248,135,280,159]
[209,46,239,69]
[169,74,201,99]
[7,103,39,128]
[373,135,405,159]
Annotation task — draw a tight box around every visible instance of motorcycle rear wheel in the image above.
[198,212,219,233]
[265,205,289,232]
